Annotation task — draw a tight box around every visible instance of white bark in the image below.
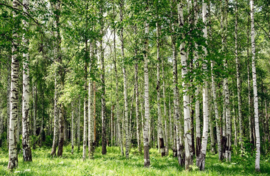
[156,15,165,157]
[162,60,168,155]
[250,0,260,171]
[120,0,130,158]
[8,0,19,169]
[235,0,243,154]
[143,12,150,167]
[196,1,209,170]
[22,0,32,162]
[178,1,191,168]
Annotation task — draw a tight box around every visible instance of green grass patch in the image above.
[0,146,269,175]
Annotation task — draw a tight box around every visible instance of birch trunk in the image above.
[0,111,2,147]
[33,85,36,137]
[89,42,94,159]
[7,69,10,147]
[223,0,231,162]
[247,13,253,144]
[83,37,88,161]
[72,103,74,154]
[143,2,150,167]
[113,9,124,155]
[55,0,64,157]
[51,75,58,156]
[8,0,19,169]
[120,0,130,158]
[196,1,209,170]
[235,0,243,154]
[22,0,32,162]
[135,29,141,153]
[156,12,165,157]
[78,97,81,151]
[162,60,169,155]
[195,0,201,158]
[178,1,191,169]
[250,0,260,171]
[99,3,107,155]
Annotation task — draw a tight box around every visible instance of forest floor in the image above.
[0,145,270,176]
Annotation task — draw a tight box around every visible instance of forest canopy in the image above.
[0,0,270,174]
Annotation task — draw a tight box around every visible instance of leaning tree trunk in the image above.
[196,1,209,171]
[22,0,32,162]
[178,1,191,169]
[143,2,150,167]
[8,0,19,169]
[120,0,130,158]
[250,0,260,172]
[156,12,165,157]
[235,0,243,154]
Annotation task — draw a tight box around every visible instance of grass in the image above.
[0,146,269,176]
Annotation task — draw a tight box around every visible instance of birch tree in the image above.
[8,0,19,169]
[196,0,209,170]
[22,0,32,162]
[250,0,260,171]
[143,0,150,167]
[156,4,165,157]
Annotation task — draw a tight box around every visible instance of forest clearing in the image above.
[1,0,270,175]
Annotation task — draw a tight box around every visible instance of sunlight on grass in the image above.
[0,146,269,175]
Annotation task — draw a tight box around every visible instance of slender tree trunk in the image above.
[8,0,19,169]
[247,11,253,145]
[194,0,201,160]
[51,75,58,156]
[250,0,260,171]
[0,111,3,147]
[78,97,81,152]
[143,1,150,167]
[178,0,190,169]
[113,7,123,155]
[120,0,130,158]
[89,42,94,159]
[223,0,231,163]
[162,60,168,156]
[196,1,209,170]
[71,103,74,154]
[22,0,32,162]
[83,38,88,161]
[7,67,10,148]
[135,30,141,153]
[55,0,64,157]
[33,85,37,137]
[156,11,165,157]
[235,0,243,154]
